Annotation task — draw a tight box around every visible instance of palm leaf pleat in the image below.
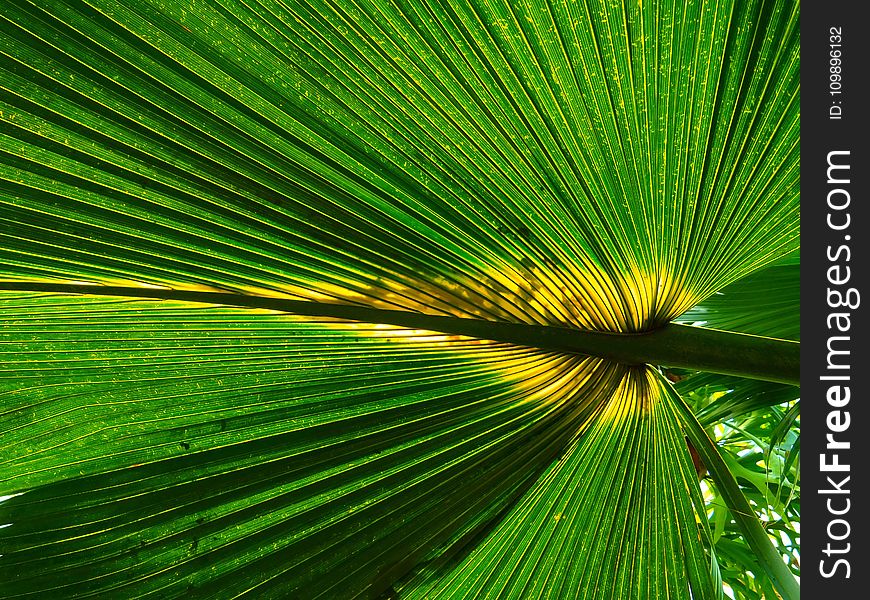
[0,0,798,597]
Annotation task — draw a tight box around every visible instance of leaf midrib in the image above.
[0,281,799,386]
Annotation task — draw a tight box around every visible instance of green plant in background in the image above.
[0,0,799,598]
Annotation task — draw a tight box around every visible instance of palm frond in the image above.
[0,0,800,598]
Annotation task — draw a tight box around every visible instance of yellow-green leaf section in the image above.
[1,0,797,331]
[396,368,717,600]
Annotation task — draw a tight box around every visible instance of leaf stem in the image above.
[0,282,798,385]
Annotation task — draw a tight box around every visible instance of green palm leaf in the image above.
[396,369,717,599]
[2,294,629,597]
[672,260,800,599]
[675,259,799,424]
[678,259,799,341]
[1,0,799,598]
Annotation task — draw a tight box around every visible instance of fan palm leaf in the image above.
[0,0,799,598]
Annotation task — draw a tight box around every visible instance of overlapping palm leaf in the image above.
[0,0,799,598]
[674,259,800,599]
